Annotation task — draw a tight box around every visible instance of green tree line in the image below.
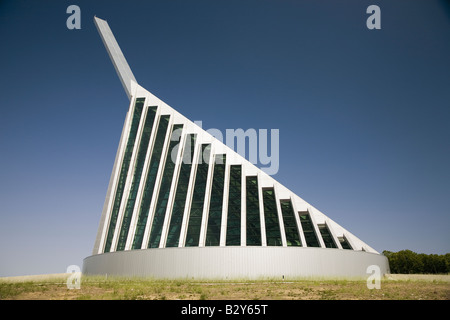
[383,250,450,274]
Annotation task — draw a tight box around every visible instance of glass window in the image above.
[205,155,226,246]
[130,115,171,249]
[226,165,241,246]
[298,212,320,247]
[339,236,353,250]
[104,98,145,253]
[280,200,302,247]
[263,188,282,246]
[147,124,184,248]
[165,134,197,247]
[185,144,211,247]
[116,106,157,251]
[318,224,337,248]
[246,176,261,246]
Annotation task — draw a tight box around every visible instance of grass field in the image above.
[0,273,449,300]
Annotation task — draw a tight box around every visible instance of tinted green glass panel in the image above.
[185,144,211,247]
[104,98,145,253]
[165,134,196,247]
[226,165,241,246]
[130,115,170,249]
[299,212,320,247]
[205,155,226,246]
[246,176,261,246]
[116,106,157,251]
[263,188,282,246]
[280,200,302,247]
[339,237,353,250]
[147,124,184,248]
[319,224,337,248]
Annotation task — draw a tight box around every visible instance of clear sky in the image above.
[0,0,449,277]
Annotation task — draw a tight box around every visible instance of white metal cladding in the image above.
[83,247,390,279]
[89,16,387,278]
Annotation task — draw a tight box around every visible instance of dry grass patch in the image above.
[1,274,449,300]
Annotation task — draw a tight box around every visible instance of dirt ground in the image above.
[1,273,449,300]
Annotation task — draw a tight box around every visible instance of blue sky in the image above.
[0,0,449,277]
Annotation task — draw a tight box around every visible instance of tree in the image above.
[383,249,449,274]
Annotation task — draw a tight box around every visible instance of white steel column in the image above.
[219,162,231,247]
[290,198,307,247]
[343,233,357,251]
[159,129,187,248]
[308,207,326,248]
[124,103,161,250]
[326,220,343,249]
[95,97,135,254]
[198,146,214,247]
[178,142,201,247]
[110,99,150,252]
[141,115,175,249]
[240,167,246,246]
[274,186,287,247]
[257,174,267,247]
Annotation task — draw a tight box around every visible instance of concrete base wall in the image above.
[83,246,390,280]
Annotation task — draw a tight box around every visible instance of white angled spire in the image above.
[94,16,137,100]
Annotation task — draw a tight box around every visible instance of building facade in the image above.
[82,17,390,279]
